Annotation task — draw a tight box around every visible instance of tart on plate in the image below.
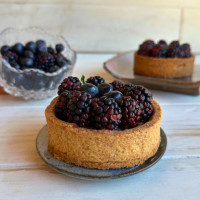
[45,76,162,169]
[134,40,195,78]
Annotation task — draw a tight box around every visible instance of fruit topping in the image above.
[66,91,93,127]
[79,83,99,98]
[55,76,154,130]
[58,76,81,95]
[55,91,74,120]
[92,96,122,130]
[116,96,140,129]
[137,39,191,58]
[86,76,105,86]
[98,83,113,96]
[104,91,122,100]
[110,80,124,91]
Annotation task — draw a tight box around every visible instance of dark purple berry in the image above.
[79,83,99,98]
[104,91,122,100]
[123,85,152,103]
[47,47,54,54]
[20,58,34,68]
[150,44,166,58]
[116,96,140,129]
[35,51,55,71]
[86,76,105,86]
[138,40,155,56]
[92,96,122,130]
[58,76,81,95]
[11,43,24,56]
[55,44,64,53]
[55,91,74,120]
[25,41,36,53]
[36,40,47,52]
[24,50,35,60]
[110,80,124,91]
[66,91,93,127]
[98,83,113,96]
[180,43,191,58]
[158,40,167,48]
[1,45,10,55]
[3,51,18,62]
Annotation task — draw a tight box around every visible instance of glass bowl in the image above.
[0,27,76,100]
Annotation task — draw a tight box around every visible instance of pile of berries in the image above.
[137,39,191,58]
[55,75,154,130]
[0,40,70,73]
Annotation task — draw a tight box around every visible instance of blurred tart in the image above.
[134,40,195,78]
[45,76,162,169]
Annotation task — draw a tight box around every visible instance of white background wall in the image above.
[0,0,200,53]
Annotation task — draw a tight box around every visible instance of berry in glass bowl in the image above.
[0,27,76,100]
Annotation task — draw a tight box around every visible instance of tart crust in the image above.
[134,52,195,78]
[45,97,162,169]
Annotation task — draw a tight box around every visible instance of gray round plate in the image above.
[36,125,167,180]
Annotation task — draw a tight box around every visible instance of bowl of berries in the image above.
[0,27,76,100]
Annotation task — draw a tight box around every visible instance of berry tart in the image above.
[134,40,195,78]
[45,76,162,169]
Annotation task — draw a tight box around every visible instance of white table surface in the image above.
[0,53,200,200]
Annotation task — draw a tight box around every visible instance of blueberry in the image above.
[1,45,10,55]
[25,41,36,53]
[36,40,47,52]
[55,44,64,53]
[80,83,99,97]
[48,65,59,73]
[20,58,34,68]
[12,43,24,55]
[98,83,113,96]
[10,62,21,70]
[47,47,54,54]
[104,91,123,100]
[56,55,68,67]
[24,50,35,60]
[57,59,68,67]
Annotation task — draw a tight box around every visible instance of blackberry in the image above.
[55,91,74,120]
[3,51,18,62]
[123,85,152,103]
[55,44,64,53]
[86,76,105,86]
[121,83,135,95]
[1,45,10,55]
[66,91,93,127]
[139,101,154,122]
[116,96,140,129]
[35,51,55,71]
[54,53,69,67]
[138,40,155,56]
[58,76,81,95]
[150,44,166,58]
[110,80,124,91]
[47,47,54,54]
[158,40,167,48]
[167,41,180,58]
[180,43,191,58]
[92,96,122,130]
